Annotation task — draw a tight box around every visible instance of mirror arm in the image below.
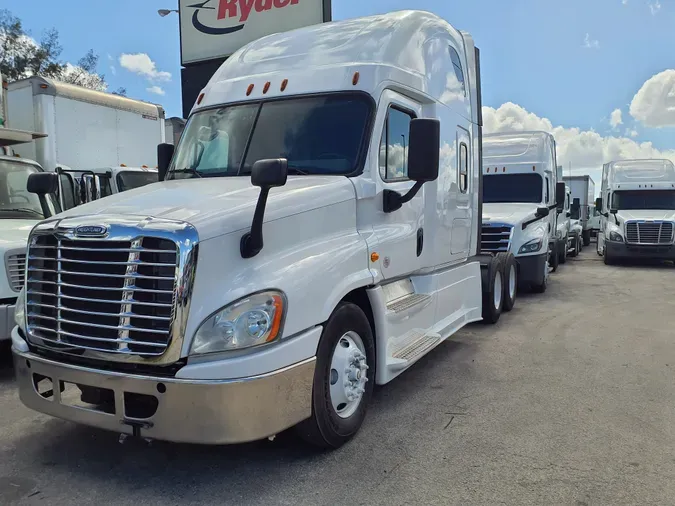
[383,181,424,213]
[240,187,271,259]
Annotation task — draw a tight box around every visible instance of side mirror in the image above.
[566,212,571,218]
[407,118,440,182]
[573,197,580,207]
[536,206,550,218]
[555,182,566,211]
[241,158,289,259]
[157,143,175,181]
[595,197,602,210]
[383,118,440,213]
[27,172,59,195]
[610,208,618,215]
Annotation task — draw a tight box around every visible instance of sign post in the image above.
[179,0,331,117]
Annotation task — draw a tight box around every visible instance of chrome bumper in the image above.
[12,342,316,445]
[0,303,15,341]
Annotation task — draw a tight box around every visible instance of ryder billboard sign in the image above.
[179,0,331,65]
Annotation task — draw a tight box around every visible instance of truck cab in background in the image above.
[596,159,675,264]
[12,10,516,450]
[563,174,595,246]
[555,185,572,264]
[0,154,59,343]
[481,131,565,293]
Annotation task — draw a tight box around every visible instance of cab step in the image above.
[386,293,431,313]
[387,329,441,371]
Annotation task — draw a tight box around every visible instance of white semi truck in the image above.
[6,77,162,208]
[12,10,519,449]
[563,175,596,246]
[596,159,675,265]
[482,131,566,293]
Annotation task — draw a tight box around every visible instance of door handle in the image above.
[417,228,424,257]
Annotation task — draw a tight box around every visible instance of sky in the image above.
[4,0,675,186]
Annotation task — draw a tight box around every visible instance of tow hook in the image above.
[119,419,154,443]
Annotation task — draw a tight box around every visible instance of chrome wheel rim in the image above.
[493,271,502,310]
[329,331,368,419]
[508,264,516,300]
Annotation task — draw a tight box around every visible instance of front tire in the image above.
[496,252,517,312]
[295,302,375,450]
[549,240,559,273]
[603,248,615,265]
[559,235,568,264]
[583,229,591,247]
[481,256,504,324]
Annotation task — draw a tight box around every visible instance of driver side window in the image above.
[379,106,415,181]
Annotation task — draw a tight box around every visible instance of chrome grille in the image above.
[6,252,26,292]
[625,221,674,245]
[481,223,513,253]
[26,235,178,356]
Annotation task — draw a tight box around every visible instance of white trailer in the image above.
[482,131,566,292]
[12,10,518,449]
[596,159,675,264]
[563,175,596,245]
[165,117,186,146]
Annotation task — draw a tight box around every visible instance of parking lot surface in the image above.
[1,248,674,506]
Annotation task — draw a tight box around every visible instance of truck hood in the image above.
[0,219,37,252]
[482,203,541,225]
[55,176,357,241]
[615,210,675,221]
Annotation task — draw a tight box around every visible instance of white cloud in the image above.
[110,66,117,76]
[629,69,675,128]
[146,85,165,96]
[622,0,628,4]
[583,33,599,49]
[483,102,675,180]
[610,108,623,128]
[649,0,661,14]
[119,53,171,82]
[627,129,639,138]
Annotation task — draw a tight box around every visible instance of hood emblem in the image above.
[74,225,108,237]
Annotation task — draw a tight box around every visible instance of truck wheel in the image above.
[531,254,549,293]
[559,236,568,264]
[570,236,579,257]
[496,252,517,312]
[603,249,615,266]
[481,256,504,324]
[295,302,375,450]
[583,230,591,247]
[549,241,559,272]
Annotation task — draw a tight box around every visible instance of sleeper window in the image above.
[449,46,466,95]
[379,107,415,181]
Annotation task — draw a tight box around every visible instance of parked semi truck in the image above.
[481,131,565,293]
[12,10,521,449]
[596,159,675,264]
[6,77,162,208]
[563,175,595,246]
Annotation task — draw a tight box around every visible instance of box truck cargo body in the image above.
[563,175,595,246]
[6,77,165,172]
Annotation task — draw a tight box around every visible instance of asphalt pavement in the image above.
[1,247,674,505]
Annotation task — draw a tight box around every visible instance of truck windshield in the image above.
[116,171,158,192]
[611,190,675,210]
[483,173,543,204]
[0,159,46,219]
[167,93,372,179]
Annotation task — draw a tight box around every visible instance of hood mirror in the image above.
[241,158,289,259]
[536,206,550,218]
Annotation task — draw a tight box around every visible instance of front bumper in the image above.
[0,303,16,341]
[515,252,548,285]
[12,329,316,444]
[606,241,675,260]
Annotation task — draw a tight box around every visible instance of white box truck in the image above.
[596,159,675,264]
[6,77,162,208]
[563,175,595,246]
[481,131,566,293]
[12,10,519,449]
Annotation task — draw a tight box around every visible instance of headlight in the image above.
[519,238,543,254]
[191,290,285,355]
[14,286,26,330]
[609,231,624,242]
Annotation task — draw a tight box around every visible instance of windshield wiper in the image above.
[287,165,311,176]
[169,167,202,179]
[2,208,43,217]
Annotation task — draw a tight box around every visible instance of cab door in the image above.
[369,90,426,280]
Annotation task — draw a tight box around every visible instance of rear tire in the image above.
[481,256,504,324]
[295,302,375,450]
[496,252,517,312]
[583,229,591,247]
[559,235,568,264]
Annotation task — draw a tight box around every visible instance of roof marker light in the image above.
[486,167,490,173]
[352,72,360,85]
[532,165,536,171]
[281,79,288,92]
[197,93,205,105]
[502,167,506,172]
[246,84,254,96]
[263,81,271,94]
